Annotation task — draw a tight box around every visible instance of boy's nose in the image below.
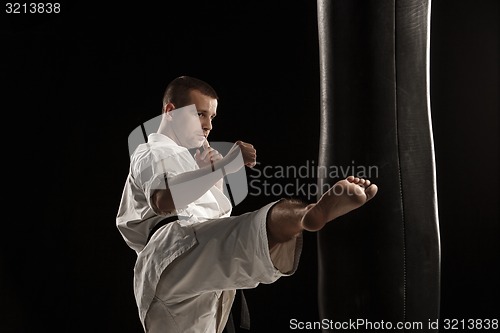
[202,118,212,131]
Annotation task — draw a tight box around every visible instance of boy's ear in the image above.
[163,102,176,113]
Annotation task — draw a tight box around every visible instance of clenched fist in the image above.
[194,140,223,169]
[233,140,256,168]
[221,140,257,175]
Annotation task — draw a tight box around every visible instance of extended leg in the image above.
[266,176,378,247]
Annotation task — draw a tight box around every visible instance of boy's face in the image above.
[171,90,217,149]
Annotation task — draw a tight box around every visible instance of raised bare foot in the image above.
[301,176,378,231]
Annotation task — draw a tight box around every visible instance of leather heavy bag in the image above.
[316,0,440,331]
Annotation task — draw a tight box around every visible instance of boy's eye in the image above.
[197,113,215,120]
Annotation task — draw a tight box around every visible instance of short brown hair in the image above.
[162,76,218,108]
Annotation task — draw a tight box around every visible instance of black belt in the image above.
[146,215,179,244]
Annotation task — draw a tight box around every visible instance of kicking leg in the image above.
[266,176,378,247]
[301,176,378,231]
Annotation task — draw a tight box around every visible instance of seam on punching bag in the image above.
[425,1,443,323]
[393,0,408,325]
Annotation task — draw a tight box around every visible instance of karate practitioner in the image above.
[116,75,378,333]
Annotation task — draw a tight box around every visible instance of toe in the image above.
[365,184,378,201]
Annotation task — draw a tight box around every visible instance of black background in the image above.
[1,0,498,332]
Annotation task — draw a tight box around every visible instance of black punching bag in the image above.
[316,0,441,332]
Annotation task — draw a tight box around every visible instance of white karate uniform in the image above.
[117,133,302,333]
